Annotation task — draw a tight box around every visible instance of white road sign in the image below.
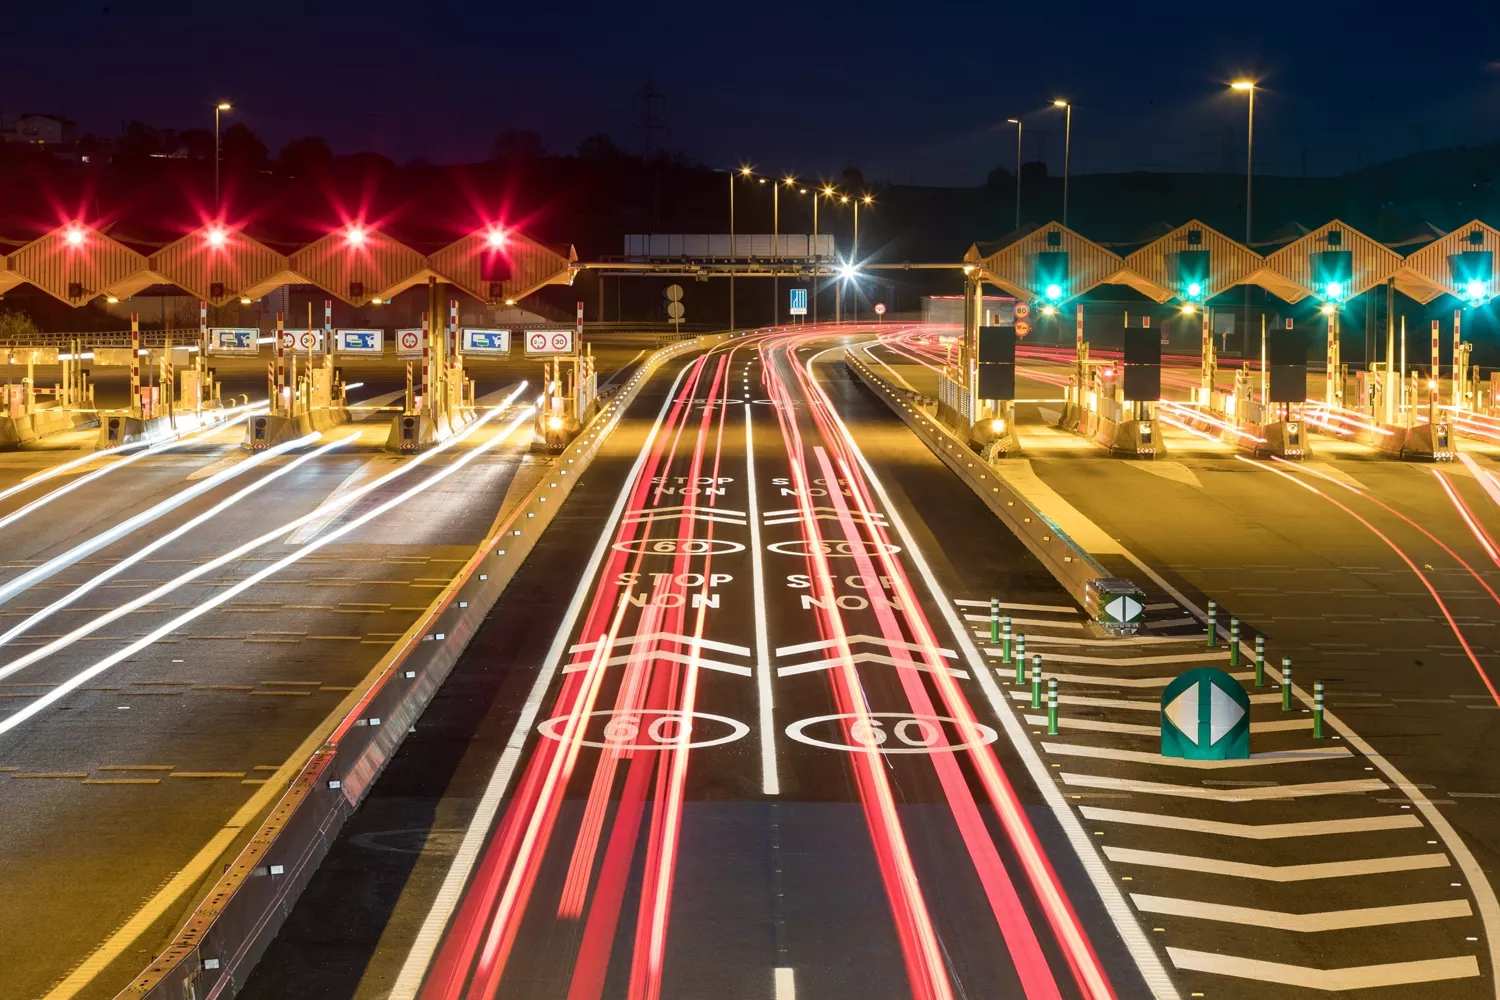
[336,329,383,354]
[524,328,575,356]
[396,328,423,358]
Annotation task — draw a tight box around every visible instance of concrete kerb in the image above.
[0,406,98,449]
[843,349,1113,613]
[116,333,721,1000]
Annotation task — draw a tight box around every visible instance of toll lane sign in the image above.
[1161,667,1250,760]
[336,329,382,354]
[209,328,259,356]
[524,328,575,356]
[462,329,511,354]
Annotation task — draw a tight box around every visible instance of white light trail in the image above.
[0,385,524,685]
[0,406,535,736]
[744,400,779,794]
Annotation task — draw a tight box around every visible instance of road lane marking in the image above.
[777,651,969,679]
[1080,806,1422,838]
[1043,742,1350,768]
[776,634,957,658]
[1065,774,1385,800]
[562,650,751,677]
[1104,846,1449,881]
[1165,948,1479,989]
[1133,894,1471,931]
[1012,690,1280,710]
[774,967,796,1000]
[964,613,1087,629]
[1023,669,1255,689]
[569,632,750,657]
[1006,650,1230,667]
[955,598,1077,614]
[745,401,779,795]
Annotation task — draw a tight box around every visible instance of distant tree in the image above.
[220,123,269,171]
[1019,160,1048,185]
[491,129,546,161]
[576,133,624,161]
[115,120,162,158]
[986,165,1014,191]
[178,128,214,160]
[0,311,40,343]
[279,135,334,176]
[842,166,866,191]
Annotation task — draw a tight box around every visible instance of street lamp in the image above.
[1052,100,1072,228]
[727,165,754,330]
[1230,81,1255,245]
[214,101,232,210]
[799,184,839,327]
[1007,118,1023,231]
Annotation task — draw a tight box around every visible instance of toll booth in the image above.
[1258,327,1309,458]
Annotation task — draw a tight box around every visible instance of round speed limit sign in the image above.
[1013,302,1030,319]
[552,333,569,350]
[874,303,887,316]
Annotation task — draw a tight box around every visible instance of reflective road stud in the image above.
[1281,657,1293,711]
[1314,680,1326,738]
[1031,654,1043,709]
[1001,615,1013,663]
[1255,635,1266,687]
[1229,617,1241,666]
[1014,635,1027,685]
[990,598,1001,643]
[1206,599,1218,647]
[1047,677,1059,734]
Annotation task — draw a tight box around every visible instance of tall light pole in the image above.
[1052,100,1072,228]
[730,165,751,330]
[214,101,231,211]
[1007,118,1023,231]
[1231,81,1255,245]
[805,185,836,327]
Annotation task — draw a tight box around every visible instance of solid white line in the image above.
[1165,949,1479,989]
[0,409,533,739]
[810,345,1178,998]
[774,966,797,1000]
[388,360,697,999]
[746,400,779,795]
[1080,807,1422,839]
[1042,742,1350,768]
[1104,846,1448,881]
[1132,894,1471,931]
[0,431,313,611]
[1065,774,1386,801]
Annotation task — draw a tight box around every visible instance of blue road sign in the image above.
[789,288,808,316]
[209,328,258,355]
[336,329,382,353]
[462,329,512,354]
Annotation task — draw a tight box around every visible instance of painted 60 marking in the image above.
[538,709,748,751]
[785,712,998,755]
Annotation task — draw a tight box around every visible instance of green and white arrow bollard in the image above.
[1014,635,1027,685]
[1229,617,1241,666]
[1047,677,1059,735]
[1206,599,1218,647]
[1281,657,1293,711]
[1001,616,1013,664]
[990,598,1001,643]
[1313,680,1325,738]
[1031,654,1043,709]
[1254,634,1266,687]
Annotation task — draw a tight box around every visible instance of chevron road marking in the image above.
[1011,690,1281,711]
[569,632,751,657]
[776,634,957,658]
[1104,846,1449,881]
[1043,741,1351,768]
[1021,670,1256,689]
[561,650,751,677]
[1064,774,1387,800]
[1004,649,1231,667]
[1080,806,1422,838]
[1024,714,1313,735]
[1165,949,1479,989]
[776,651,968,679]
[982,634,1205,648]
[623,509,747,526]
[954,598,1077,614]
[965,614,1086,630]
[1133,894,1472,931]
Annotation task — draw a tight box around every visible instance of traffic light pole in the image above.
[1200,307,1216,405]
[1326,309,1341,407]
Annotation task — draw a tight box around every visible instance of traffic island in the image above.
[0,407,97,449]
[245,407,351,451]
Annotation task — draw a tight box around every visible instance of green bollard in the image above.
[1229,617,1241,666]
[990,597,1001,643]
[1254,635,1266,687]
[1047,677,1059,734]
[1014,635,1027,685]
[1030,654,1043,709]
[1281,657,1293,711]
[1313,680,1325,738]
[1206,599,1218,647]
[1001,616,1013,664]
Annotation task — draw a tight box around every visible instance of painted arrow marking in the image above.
[1080,806,1423,839]
[570,633,751,657]
[1103,846,1448,881]
[1165,949,1479,990]
[776,634,957,658]
[776,651,968,679]
[562,650,751,677]
[1065,774,1386,801]
[1043,742,1350,769]
[1133,894,1472,931]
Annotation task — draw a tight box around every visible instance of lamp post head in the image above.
[739,165,752,176]
[1230,81,1255,91]
[216,101,232,111]
[1007,118,1020,124]
[1052,100,1069,108]
[861,195,874,206]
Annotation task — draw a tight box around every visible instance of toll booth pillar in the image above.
[1256,325,1309,459]
[1116,323,1162,458]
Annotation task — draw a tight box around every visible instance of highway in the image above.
[0,345,644,1000]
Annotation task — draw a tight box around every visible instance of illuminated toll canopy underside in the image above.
[0,220,577,308]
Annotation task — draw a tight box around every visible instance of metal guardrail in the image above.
[116,332,723,1000]
[844,348,1116,615]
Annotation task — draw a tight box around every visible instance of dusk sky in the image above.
[7,1,1500,185]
